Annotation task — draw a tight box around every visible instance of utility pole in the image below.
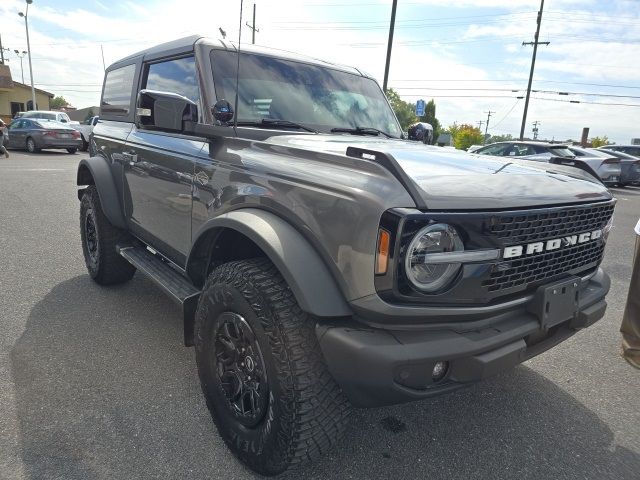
[532,120,540,140]
[245,3,259,44]
[100,45,106,72]
[519,0,549,140]
[477,120,485,130]
[483,111,494,144]
[0,34,5,64]
[382,0,398,92]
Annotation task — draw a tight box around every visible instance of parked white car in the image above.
[71,116,99,151]
[22,110,72,124]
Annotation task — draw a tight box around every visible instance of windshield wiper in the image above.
[330,126,394,138]
[236,119,318,133]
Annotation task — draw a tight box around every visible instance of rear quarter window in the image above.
[101,63,136,118]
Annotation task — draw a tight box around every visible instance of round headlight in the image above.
[404,223,464,292]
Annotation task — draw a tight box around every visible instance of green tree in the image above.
[386,88,417,131]
[84,108,95,122]
[420,99,441,145]
[50,96,69,110]
[590,135,610,148]
[447,122,484,150]
[487,133,513,143]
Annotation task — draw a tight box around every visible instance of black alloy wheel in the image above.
[83,207,99,270]
[213,312,269,427]
[79,185,136,285]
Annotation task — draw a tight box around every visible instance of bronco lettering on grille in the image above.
[503,229,603,259]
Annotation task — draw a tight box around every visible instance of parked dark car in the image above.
[597,148,640,186]
[600,144,640,158]
[7,118,82,153]
[407,122,433,144]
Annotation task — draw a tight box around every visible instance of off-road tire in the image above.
[67,147,78,154]
[79,185,135,285]
[195,258,351,476]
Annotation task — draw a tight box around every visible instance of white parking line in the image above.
[0,168,68,172]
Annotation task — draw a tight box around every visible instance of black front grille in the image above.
[483,241,604,292]
[481,202,614,294]
[487,203,615,245]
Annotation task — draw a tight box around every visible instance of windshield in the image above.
[210,50,401,137]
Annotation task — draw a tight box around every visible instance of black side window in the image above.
[102,64,136,116]
[532,144,548,154]
[144,56,199,105]
[480,143,510,156]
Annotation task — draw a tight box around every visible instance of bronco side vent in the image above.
[345,146,426,208]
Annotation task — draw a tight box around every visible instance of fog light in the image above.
[432,361,449,382]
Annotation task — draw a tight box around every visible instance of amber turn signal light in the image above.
[375,229,390,275]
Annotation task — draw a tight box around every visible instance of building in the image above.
[0,64,53,124]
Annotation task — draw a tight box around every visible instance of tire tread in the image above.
[197,258,350,474]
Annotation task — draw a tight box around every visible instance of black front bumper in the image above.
[317,269,609,408]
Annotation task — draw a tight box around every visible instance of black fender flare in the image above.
[189,209,352,318]
[77,157,126,229]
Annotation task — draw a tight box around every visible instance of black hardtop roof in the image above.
[107,35,364,77]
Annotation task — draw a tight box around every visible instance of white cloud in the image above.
[0,0,637,143]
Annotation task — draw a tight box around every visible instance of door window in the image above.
[144,56,199,105]
[508,144,536,156]
[102,63,136,116]
[478,143,511,156]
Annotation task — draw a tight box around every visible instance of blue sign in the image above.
[415,99,426,117]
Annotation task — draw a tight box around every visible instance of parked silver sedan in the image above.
[596,148,640,186]
[567,146,621,187]
[6,118,82,153]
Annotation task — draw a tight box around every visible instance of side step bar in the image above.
[118,246,200,346]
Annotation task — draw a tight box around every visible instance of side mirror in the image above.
[136,89,198,133]
[212,99,234,124]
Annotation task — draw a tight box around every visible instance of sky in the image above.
[1,0,638,143]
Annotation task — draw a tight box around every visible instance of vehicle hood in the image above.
[264,135,613,210]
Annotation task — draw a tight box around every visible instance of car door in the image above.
[122,55,206,266]
[7,120,26,148]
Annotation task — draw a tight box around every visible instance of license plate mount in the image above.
[527,277,580,329]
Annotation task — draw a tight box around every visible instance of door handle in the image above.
[122,152,138,165]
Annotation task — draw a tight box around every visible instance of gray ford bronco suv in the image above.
[78,35,615,475]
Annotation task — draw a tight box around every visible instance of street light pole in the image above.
[19,0,36,111]
[14,50,27,84]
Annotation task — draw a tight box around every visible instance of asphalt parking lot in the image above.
[1,150,639,480]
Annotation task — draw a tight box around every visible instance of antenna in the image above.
[233,0,243,135]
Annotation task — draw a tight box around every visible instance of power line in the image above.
[530,96,640,107]
[392,79,640,89]
[393,87,640,99]
[489,99,522,130]
[271,11,536,24]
